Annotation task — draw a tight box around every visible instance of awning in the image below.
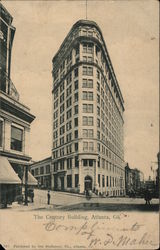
[22,171,38,186]
[0,156,21,184]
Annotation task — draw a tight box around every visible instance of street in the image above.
[10,189,159,212]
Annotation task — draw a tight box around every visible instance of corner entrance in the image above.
[84,176,92,191]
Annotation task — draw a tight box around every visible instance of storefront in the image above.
[0,156,21,208]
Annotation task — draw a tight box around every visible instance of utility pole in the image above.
[24,166,28,206]
[86,0,87,20]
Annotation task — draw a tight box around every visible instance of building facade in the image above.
[131,168,144,194]
[30,157,52,189]
[125,163,134,196]
[0,3,35,207]
[51,20,125,196]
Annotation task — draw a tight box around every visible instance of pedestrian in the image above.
[144,188,151,205]
[47,190,50,205]
[31,190,34,203]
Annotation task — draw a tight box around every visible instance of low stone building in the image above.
[30,157,52,190]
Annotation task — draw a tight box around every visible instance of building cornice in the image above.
[52,20,124,109]
[0,95,35,123]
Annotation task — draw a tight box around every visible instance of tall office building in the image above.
[0,3,36,207]
[51,20,125,196]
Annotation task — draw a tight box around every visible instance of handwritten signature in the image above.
[43,220,158,248]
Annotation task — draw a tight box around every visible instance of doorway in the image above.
[60,176,64,190]
[84,176,92,191]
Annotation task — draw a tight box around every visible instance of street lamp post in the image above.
[24,166,28,206]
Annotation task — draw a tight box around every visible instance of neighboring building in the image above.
[51,20,125,196]
[30,157,52,189]
[125,164,144,196]
[131,168,144,193]
[145,176,155,190]
[156,152,160,197]
[0,3,35,207]
[125,163,134,195]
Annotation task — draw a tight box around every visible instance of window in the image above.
[83,142,88,151]
[60,93,64,103]
[67,158,72,169]
[83,104,93,113]
[66,132,72,142]
[67,175,72,188]
[88,67,93,76]
[74,92,78,102]
[74,68,78,78]
[66,73,72,85]
[60,136,64,145]
[74,117,78,127]
[54,100,58,109]
[88,56,93,62]
[66,109,72,119]
[66,97,72,108]
[82,78,93,88]
[98,174,100,187]
[0,120,3,147]
[97,82,100,91]
[102,175,105,187]
[97,131,100,139]
[66,85,72,97]
[88,31,93,37]
[35,168,39,176]
[82,116,94,126]
[97,106,100,116]
[54,89,58,99]
[53,130,58,139]
[97,143,100,152]
[89,160,93,167]
[75,143,78,152]
[66,144,72,154]
[106,176,109,187]
[88,129,93,138]
[54,110,58,119]
[97,94,100,104]
[82,43,93,53]
[60,82,65,92]
[40,167,44,175]
[82,91,93,100]
[83,129,93,138]
[97,70,100,79]
[75,45,79,55]
[74,105,78,114]
[97,119,100,128]
[83,56,93,62]
[11,126,23,151]
[60,125,65,135]
[83,129,88,137]
[89,142,94,151]
[102,158,105,168]
[60,114,64,124]
[75,174,79,187]
[74,80,78,90]
[46,165,50,174]
[74,130,78,139]
[60,103,65,113]
[53,119,58,129]
[83,56,87,62]
[83,159,88,166]
[66,121,72,131]
[82,66,93,76]
[75,156,79,167]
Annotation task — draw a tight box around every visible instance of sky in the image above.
[2,0,159,179]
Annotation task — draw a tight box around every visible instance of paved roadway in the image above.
[11,188,159,212]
